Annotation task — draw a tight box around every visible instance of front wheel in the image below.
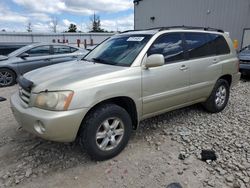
[202,79,230,113]
[79,104,132,161]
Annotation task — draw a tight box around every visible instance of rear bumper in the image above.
[10,92,88,142]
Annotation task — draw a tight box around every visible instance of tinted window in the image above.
[184,33,210,59]
[148,33,185,63]
[207,34,230,55]
[53,46,71,54]
[26,46,50,57]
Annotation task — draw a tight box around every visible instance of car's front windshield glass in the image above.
[83,34,152,67]
[241,45,250,53]
[8,44,33,57]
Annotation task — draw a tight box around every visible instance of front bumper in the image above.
[240,63,250,74]
[10,92,88,142]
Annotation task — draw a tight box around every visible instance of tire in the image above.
[0,68,16,87]
[202,79,230,113]
[79,103,132,161]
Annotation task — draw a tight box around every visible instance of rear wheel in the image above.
[79,103,132,161]
[0,68,16,87]
[202,79,230,113]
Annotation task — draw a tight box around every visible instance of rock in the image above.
[216,167,227,176]
[105,168,112,174]
[226,175,234,183]
[14,178,20,184]
[232,179,241,188]
[177,170,183,175]
[207,179,215,187]
[156,142,161,146]
[242,176,249,183]
[2,174,10,180]
[178,153,186,160]
[25,168,32,178]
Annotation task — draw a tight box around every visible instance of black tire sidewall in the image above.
[204,79,230,113]
[0,68,16,87]
[80,104,132,161]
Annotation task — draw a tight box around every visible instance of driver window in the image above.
[26,46,50,57]
[148,33,185,64]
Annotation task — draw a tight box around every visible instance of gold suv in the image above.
[11,27,241,160]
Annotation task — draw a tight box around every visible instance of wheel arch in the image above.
[218,74,232,87]
[79,96,139,134]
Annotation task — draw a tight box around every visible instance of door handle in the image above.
[180,65,188,71]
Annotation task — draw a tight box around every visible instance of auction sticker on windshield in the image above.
[127,37,145,42]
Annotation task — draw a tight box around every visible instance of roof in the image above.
[121,26,224,35]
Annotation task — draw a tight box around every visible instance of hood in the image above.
[0,55,8,61]
[24,60,126,92]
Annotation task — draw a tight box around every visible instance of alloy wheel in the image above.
[96,117,125,151]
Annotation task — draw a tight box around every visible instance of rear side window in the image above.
[184,33,210,59]
[148,33,185,63]
[53,46,71,54]
[207,34,230,55]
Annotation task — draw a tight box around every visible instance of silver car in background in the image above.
[0,43,88,87]
[239,45,250,75]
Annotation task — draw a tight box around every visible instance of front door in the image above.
[18,45,52,74]
[142,33,190,117]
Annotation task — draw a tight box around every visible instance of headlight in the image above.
[34,91,74,111]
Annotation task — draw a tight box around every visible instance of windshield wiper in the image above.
[92,58,117,65]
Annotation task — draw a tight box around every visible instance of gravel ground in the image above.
[0,78,249,188]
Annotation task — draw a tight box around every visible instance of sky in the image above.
[0,0,134,33]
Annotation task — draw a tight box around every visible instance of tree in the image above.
[1,29,6,32]
[68,24,77,32]
[49,17,58,33]
[90,13,104,32]
[26,22,32,32]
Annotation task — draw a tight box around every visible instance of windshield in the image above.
[241,45,250,53]
[8,44,34,57]
[84,34,152,67]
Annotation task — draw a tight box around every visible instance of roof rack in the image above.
[120,27,159,34]
[121,26,224,33]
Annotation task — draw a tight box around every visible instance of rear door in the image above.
[18,45,52,74]
[184,32,229,101]
[142,32,191,117]
[50,45,78,65]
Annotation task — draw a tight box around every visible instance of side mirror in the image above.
[19,53,29,59]
[144,54,165,68]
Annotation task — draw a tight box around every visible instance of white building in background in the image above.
[134,0,250,48]
[0,32,114,48]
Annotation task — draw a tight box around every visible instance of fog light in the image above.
[34,120,46,134]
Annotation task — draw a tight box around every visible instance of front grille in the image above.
[17,76,33,106]
[19,87,31,105]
